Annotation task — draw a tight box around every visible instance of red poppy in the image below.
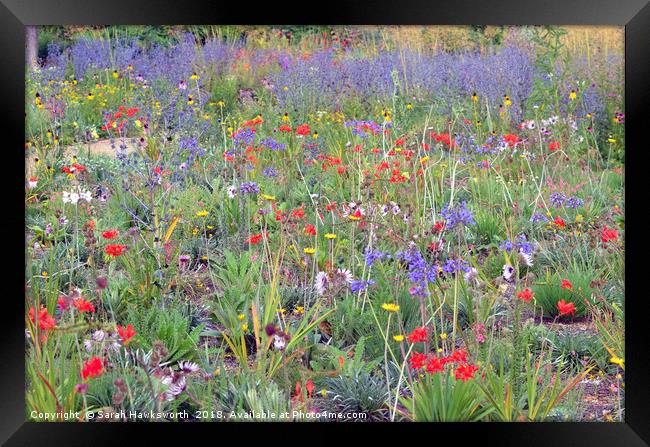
[601,225,619,243]
[557,299,576,317]
[105,244,127,257]
[101,229,119,239]
[516,288,534,302]
[117,324,136,345]
[81,357,104,381]
[407,327,428,344]
[560,279,573,290]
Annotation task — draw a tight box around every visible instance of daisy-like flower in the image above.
[518,250,534,267]
[381,303,400,312]
[502,264,515,282]
[178,360,200,374]
[227,185,237,198]
[336,268,353,285]
[314,271,328,296]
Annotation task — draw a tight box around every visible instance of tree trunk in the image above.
[26,26,39,71]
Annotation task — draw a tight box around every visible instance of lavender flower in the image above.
[240,182,260,194]
[440,201,476,229]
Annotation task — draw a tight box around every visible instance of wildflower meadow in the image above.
[25,26,625,422]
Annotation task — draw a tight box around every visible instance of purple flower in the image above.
[549,192,567,208]
[530,213,548,223]
[240,182,260,194]
[364,247,390,267]
[440,201,475,229]
[350,279,375,293]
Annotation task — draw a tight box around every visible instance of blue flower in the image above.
[240,181,260,194]
[440,201,475,229]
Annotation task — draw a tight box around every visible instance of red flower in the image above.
[454,363,479,382]
[296,124,311,136]
[279,125,292,133]
[29,306,57,332]
[249,233,264,245]
[433,220,445,233]
[126,107,139,117]
[291,205,305,219]
[557,299,576,317]
[409,352,428,370]
[101,229,119,239]
[503,134,520,147]
[560,279,573,290]
[549,141,561,152]
[117,324,136,345]
[305,379,315,399]
[554,217,566,228]
[516,288,534,302]
[448,349,468,364]
[73,298,95,313]
[105,244,127,257]
[304,224,316,236]
[407,326,428,344]
[601,225,619,243]
[81,357,104,381]
[425,356,445,374]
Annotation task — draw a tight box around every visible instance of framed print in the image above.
[2,0,649,444]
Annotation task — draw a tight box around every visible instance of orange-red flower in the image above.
[101,229,119,239]
[296,124,311,136]
[29,306,57,332]
[560,279,573,290]
[454,363,479,382]
[304,224,316,236]
[407,326,428,344]
[117,324,136,345]
[557,299,576,317]
[554,217,566,228]
[73,298,95,313]
[601,225,619,243]
[105,244,127,257]
[516,288,534,302]
[81,357,104,381]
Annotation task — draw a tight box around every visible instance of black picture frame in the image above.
[2,0,648,444]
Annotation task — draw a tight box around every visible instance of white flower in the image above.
[178,360,200,374]
[92,330,106,342]
[337,268,353,284]
[518,250,534,267]
[526,120,536,130]
[464,267,480,286]
[273,334,287,351]
[502,264,515,282]
[80,190,92,202]
[227,185,237,199]
[314,271,328,296]
[28,178,38,189]
[380,204,389,216]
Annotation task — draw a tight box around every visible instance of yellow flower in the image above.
[440,332,448,340]
[312,132,319,139]
[471,92,478,102]
[504,95,512,107]
[282,113,289,122]
[191,73,199,80]
[262,194,276,201]
[203,114,211,120]
[238,313,246,321]
[569,90,577,100]
[406,103,413,110]
[217,100,225,107]
[320,389,327,397]
[420,156,429,164]
[214,367,221,376]
[608,136,617,143]
[304,247,316,254]
[112,70,119,79]
[575,214,584,223]
[295,306,305,315]
[283,86,289,91]
[610,356,624,368]
[41,271,48,277]
[324,233,337,239]
[196,210,208,218]
[393,335,405,342]
[187,96,194,105]
[381,303,400,312]
[87,93,95,100]
[135,119,142,128]
[241,323,249,331]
